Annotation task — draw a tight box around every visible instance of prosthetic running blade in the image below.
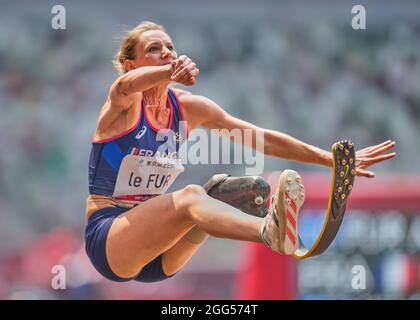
[293,140,356,259]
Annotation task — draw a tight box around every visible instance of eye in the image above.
[148,46,159,52]
[167,45,174,51]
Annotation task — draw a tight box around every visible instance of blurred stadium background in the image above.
[0,0,419,299]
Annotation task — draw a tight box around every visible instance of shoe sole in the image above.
[276,169,305,255]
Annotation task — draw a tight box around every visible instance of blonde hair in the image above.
[113,21,166,74]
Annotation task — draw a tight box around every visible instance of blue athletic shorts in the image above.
[85,205,175,283]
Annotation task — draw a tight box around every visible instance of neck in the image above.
[143,84,169,110]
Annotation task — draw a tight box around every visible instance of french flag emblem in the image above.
[129,147,140,155]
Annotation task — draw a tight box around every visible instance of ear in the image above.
[123,59,137,72]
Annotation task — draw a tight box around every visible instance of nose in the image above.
[161,47,171,59]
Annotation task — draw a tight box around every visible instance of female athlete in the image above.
[85,21,396,282]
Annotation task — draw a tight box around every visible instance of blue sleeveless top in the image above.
[88,88,188,201]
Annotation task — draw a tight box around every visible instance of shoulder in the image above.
[171,88,231,129]
[172,88,198,113]
[171,88,214,116]
[172,88,212,108]
[171,88,216,129]
[172,87,192,100]
[172,87,228,117]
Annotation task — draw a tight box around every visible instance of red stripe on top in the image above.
[92,101,143,143]
[285,193,297,214]
[144,93,174,133]
[286,209,296,230]
[169,87,189,139]
[287,227,296,245]
[133,148,140,156]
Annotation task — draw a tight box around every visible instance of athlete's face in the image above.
[126,30,177,71]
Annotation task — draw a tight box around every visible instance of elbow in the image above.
[110,78,129,100]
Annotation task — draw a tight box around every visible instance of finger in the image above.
[171,67,187,80]
[177,55,187,64]
[172,56,186,71]
[178,74,196,84]
[368,140,395,152]
[171,59,193,79]
[177,72,192,84]
[172,68,188,81]
[191,68,199,78]
[358,142,395,158]
[363,152,397,165]
[171,63,183,77]
[172,63,196,81]
[183,77,196,86]
[171,60,185,76]
[176,66,194,83]
[357,140,394,156]
[368,141,396,157]
[177,76,195,86]
[356,168,375,178]
[172,61,194,80]
[171,60,178,72]
[375,140,393,148]
[177,67,199,83]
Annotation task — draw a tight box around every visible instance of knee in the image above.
[183,184,207,197]
[176,184,207,214]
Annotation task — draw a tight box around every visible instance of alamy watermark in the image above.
[51,4,367,32]
[51,265,66,290]
[351,265,366,290]
[51,5,66,30]
[351,5,366,30]
[154,121,265,175]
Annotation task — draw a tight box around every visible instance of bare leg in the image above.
[161,237,203,276]
[160,225,210,276]
[160,173,272,276]
[106,184,263,278]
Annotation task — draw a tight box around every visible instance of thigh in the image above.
[85,206,132,282]
[105,189,196,278]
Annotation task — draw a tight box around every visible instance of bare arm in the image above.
[92,65,174,136]
[109,54,199,111]
[263,129,332,166]
[181,93,396,177]
[181,93,331,165]
[109,64,173,108]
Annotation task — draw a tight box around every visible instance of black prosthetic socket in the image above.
[203,174,271,218]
